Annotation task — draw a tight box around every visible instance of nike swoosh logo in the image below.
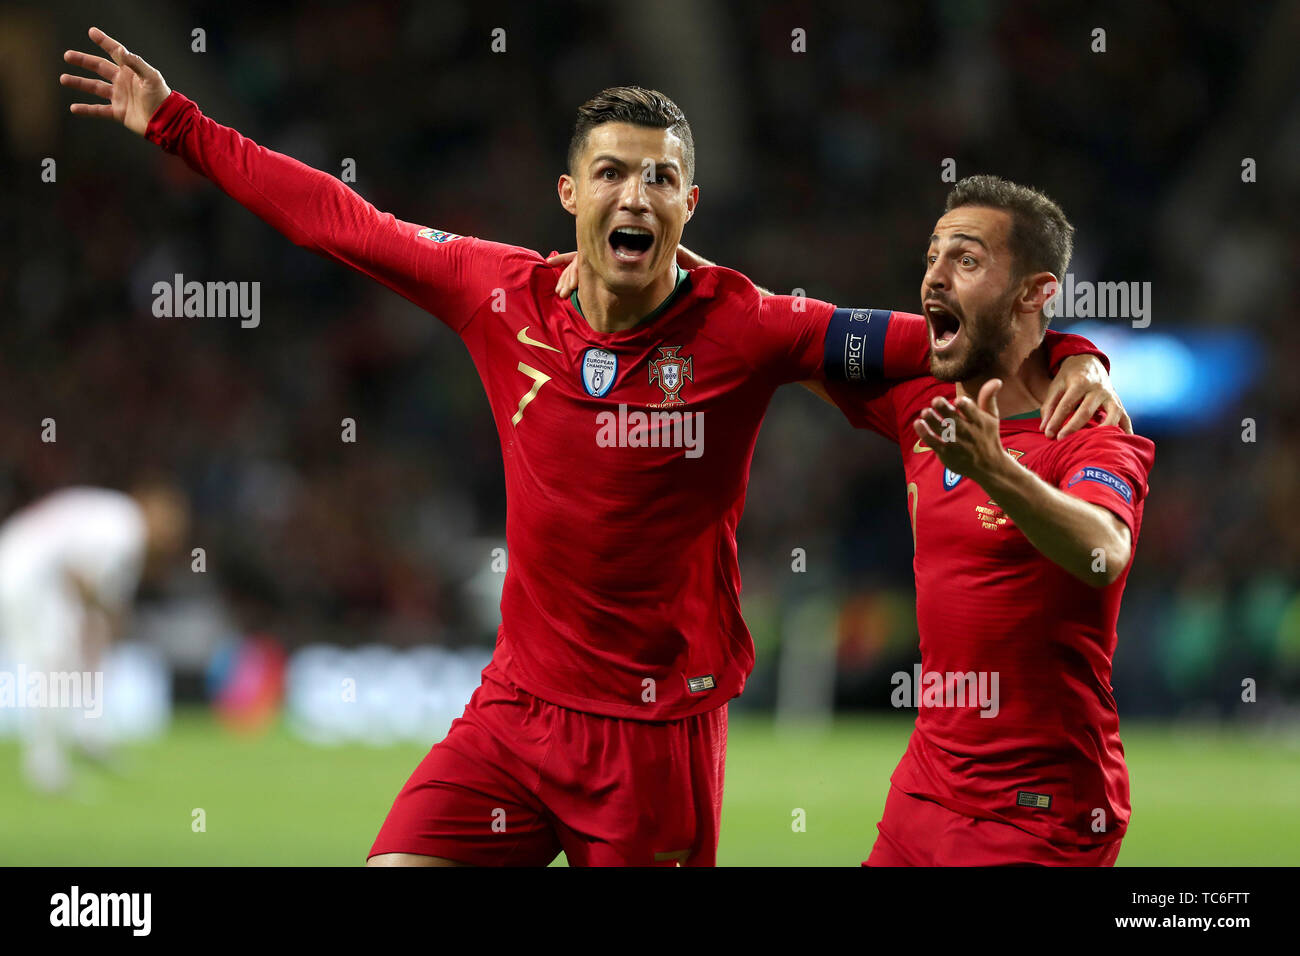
[913,438,933,454]
[517,326,560,352]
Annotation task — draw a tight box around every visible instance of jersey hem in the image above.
[497,660,738,723]
[891,781,1128,847]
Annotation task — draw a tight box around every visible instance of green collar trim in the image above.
[1004,409,1042,420]
[570,265,689,324]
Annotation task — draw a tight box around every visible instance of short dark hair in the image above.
[944,175,1074,326]
[568,86,695,184]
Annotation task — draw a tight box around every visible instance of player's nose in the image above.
[617,175,650,212]
[923,261,949,293]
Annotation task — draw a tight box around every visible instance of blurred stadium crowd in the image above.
[2,1,1297,719]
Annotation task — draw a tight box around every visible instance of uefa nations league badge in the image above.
[581,348,618,397]
[943,468,963,490]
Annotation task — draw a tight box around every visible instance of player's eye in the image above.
[961,255,976,267]
[600,168,619,181]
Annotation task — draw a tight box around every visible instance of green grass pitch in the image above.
[1,710,1297,865]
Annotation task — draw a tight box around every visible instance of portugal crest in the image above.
[648,346,693,407]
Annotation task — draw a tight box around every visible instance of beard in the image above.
[929,287,1018,382]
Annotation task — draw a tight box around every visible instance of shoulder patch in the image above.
[1067,466,1133,504]
[417,227,466,244]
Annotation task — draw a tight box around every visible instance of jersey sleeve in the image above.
[748,296,942,385]
[1043,329,1110,373]
[1047,429,1155,535]
[745,294,837,383]
[144,91,530,334]
[822,309,932,381]
[798,308,926,441]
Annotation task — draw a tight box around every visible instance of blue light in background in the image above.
[1062,321,1261,434]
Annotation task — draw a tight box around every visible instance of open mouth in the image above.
[608,226,654,262]
[926,302,962,351]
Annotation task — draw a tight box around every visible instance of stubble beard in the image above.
[930,288,1017,383]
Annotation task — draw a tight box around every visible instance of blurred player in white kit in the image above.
[0,483,188,791]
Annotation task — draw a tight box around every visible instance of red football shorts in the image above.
[369,660,728,866]
[865,785,1122,866]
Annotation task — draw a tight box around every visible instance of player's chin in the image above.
[929,345,970,382]
[598,267,649,296]
[601,250,658,288]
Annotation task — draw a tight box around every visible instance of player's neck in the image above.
[955,346,1051,419]
[576,264,680,333]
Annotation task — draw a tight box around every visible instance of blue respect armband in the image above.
[824,307,892,382]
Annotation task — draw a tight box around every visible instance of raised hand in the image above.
[914,379,1010,485]
[61,27,171,136]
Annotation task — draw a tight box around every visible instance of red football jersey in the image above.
[828,376,1155,845]
[145,91,1107,720]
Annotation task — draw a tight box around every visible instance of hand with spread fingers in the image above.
[914,378,1014,486]
[60,26,171,137]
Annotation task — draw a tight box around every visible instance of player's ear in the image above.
[684,183,699,221]
[558,174,578,216]
[1019,272,1057,316]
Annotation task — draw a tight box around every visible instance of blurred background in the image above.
[1,0,1297,864]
